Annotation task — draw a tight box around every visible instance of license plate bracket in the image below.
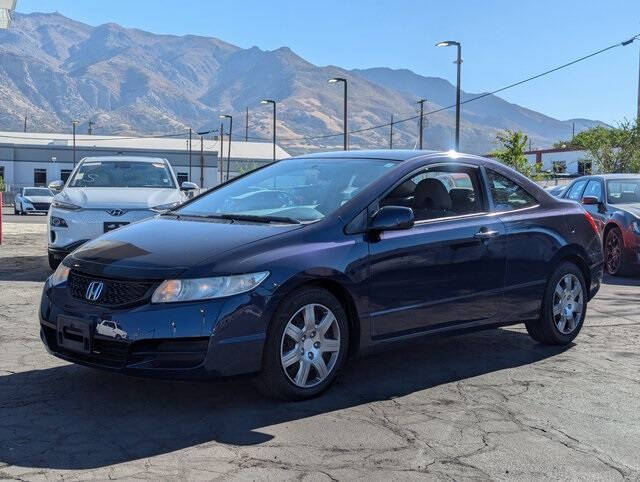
[104,221,129,233]
[57,315,93,354]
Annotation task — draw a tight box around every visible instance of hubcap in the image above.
[552,274,583,335]
[280,303,341,388]
[606,231,622,274]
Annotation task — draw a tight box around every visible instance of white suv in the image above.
[47,156,197,269]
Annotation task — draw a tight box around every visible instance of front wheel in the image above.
[257,287,349,401]
[604,227,626,276]
[525,261,586,345]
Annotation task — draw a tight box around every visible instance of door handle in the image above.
[474,228,499,239]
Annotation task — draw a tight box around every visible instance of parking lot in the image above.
[1,214,639,480]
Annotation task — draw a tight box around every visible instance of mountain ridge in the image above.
[0,12,605,154]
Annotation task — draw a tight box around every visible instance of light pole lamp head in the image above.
[219,114,232,120]
[436,40,460,47]
[328,77,346,84]
[261,99,275,105]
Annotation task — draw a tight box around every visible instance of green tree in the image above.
[0,176,4,193]
[490,129,532,177]
[554,120,640,173]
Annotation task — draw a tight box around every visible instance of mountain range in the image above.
[0,12,605,155]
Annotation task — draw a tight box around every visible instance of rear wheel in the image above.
[525,261,586,345]
[604,227,625,276]
[257,287,349,401]
[48,253,61,270]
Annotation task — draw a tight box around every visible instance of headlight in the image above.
[151,272,269,303]
[50,264,70,286]
[52,200,81,211]
[151,201,181,213]
[632,220,640,235]
[50,216,68,227]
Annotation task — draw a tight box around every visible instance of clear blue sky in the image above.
[16,0,640,125]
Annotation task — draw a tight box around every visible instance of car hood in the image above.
[68,216,303,279]
[23,196,53,203]
[56,187,182,209]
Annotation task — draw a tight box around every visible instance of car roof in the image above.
[295,149,441,161]
[80,156,168,164]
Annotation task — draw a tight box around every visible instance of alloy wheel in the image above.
[552,274,583,335]
[280,303,341,388]
[605,230,622,274]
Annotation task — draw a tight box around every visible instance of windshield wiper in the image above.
[205,213,301,224]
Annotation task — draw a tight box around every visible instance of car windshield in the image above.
[24,188,53,196]
[606,179,640,204]
[68,161,175,188]
[177,157,398,222]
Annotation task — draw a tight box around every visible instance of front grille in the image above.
[68,271,155,307]
[32,202,51,210]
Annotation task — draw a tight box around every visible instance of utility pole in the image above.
[637,46,640,120]
[200,135,204,189]
[189,128,192,183]
[72,120,79,167]
[88,121,94,135]
[417,99,427,149]
[328,78,348,150]
[219,115,233,181]
[389,114,394,149]
[23,114,27,133]
[219,123,224,184]
[245,106,249,141]
[572,122,575,141]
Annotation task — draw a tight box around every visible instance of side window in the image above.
[381,165,485,222]
[567,180,587,201]
[486,170,537,212]
[583,180,602,202]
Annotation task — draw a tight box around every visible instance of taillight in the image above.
[584,211,599,237]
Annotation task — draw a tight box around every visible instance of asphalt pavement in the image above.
[0,222,639,480]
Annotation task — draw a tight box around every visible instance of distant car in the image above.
[14,187,54,215]
[40,150,603,401]
[561,174,640,276]
[545,184,568,198]
[47,156,198,270]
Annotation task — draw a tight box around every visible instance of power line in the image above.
[272,34,640,142]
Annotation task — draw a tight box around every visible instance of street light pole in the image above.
[72,120,79,167]
[329,77,348,150]
[389,114,393,149]
[436,40,462,151]
[189,128,192,182]
[261,100,276,162]
[220,115,233,181]
[417,99,427,149]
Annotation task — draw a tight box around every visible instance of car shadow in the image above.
[0,255,50,282]
[0,327,570,470]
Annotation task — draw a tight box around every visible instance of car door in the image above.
[367,163,507,339]
[581,178,607,235]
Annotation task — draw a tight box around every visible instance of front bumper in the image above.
[48,208,157,252]
[39,278,275,379]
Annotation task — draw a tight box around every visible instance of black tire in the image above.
[604,227,627,277]
[48,253,61,270]
[257,287,350,401]
[525,261,587,345]
[13,205,18,215]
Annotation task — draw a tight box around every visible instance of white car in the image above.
[14,187,54,215]
[96,320,128,340]
[47,156,197,269]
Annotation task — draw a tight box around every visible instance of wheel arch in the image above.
[270,275,362,359]
[551,245,592,294]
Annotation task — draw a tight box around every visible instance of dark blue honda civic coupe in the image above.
[40,150,604,400]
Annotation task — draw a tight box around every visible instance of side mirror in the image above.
[581,196,600,205]
[368,206,414,232]
[181,181,199,191]
[48,180,64,192]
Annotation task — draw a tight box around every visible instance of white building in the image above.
[0,131,289,194]
[523,147,591,175]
